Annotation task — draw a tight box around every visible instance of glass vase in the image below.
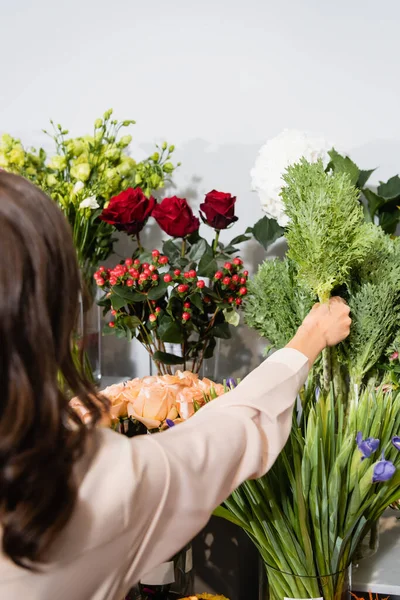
[77,286,102,383]
[126,542,194,599]
[353,520,380,563]
[260,560,351,600]
[149,340,220,382]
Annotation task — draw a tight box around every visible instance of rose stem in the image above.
[212,230,220,255]
[136,233,143,252]
[181,238,187,258]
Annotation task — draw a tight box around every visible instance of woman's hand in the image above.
[287,297,351,366]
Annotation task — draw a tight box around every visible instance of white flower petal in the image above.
[73,181,85,194]
[251,129,331,226]
[79,195,99,210]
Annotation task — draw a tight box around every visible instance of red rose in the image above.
[200,189,238,230]
[152,196,200,238]
[100,188,155,235]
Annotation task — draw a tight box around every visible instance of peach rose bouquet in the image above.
[70,371,229,436]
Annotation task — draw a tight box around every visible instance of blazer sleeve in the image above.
[121,348,309,587]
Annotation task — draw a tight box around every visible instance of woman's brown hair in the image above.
[0,171,108,568]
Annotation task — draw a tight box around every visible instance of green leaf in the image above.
[138,250,153,263]
[362,189,386,220]
[152,351,183,365]
[187,229,201,245]
[204,336,216,359]
[378,209,400,235]
[328,148,360,185]
[218,245,237,256]
[162,239,180,262]
[189,292,204,312]
[102,323,114,335]
[213,506,252,533]
[97,295,111,308]
[110,294,127,311]
[113,285,144,303]
[223,308,240,326]
[358,169,376,189]
[122,316,141,330]
[250,215,283,250]
[377,175,400,199]
[167,295,182,317]
[229,233,252,246]
[158,318,183,343]
[147,281,169,300]
[210,321,231,339]
[187,238,208,263]
[202,286,219,301]
[198,248,218,278]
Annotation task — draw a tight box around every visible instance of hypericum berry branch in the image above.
[95,252,248,374]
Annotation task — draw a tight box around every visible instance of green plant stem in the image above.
[196,309,220,374]
[181,238,187,258]
[136,233,143,252]
[319,292,332,392]
[212,230,220,255]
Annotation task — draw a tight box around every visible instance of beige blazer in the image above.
[0,348,308,599]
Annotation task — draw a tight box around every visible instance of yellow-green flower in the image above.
[118,135,132,148]
[116,156,135,177]
[151,173,161,188]
[71,163,91,181]
[0,133,13,149]
[104,167,118,180]
[0,151,8,168]
[104,147,121,162]
[163,162,175,174]
[8,147,25,168]
[48,154,67,171]
[46,174,58,187]
[68,139,86,157]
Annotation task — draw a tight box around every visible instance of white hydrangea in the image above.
[250,129,331,227]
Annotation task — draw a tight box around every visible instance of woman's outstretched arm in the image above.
[118,297,351,586]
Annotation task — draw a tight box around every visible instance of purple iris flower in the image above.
[226,377,237,389]
[392,436,400,451]
[372,452,396,483]
[166,419,175,428]
[356,432,380,460]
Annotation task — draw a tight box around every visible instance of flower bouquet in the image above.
[216,158,400,600]
[70,371,226,432]
[95,185,279,376]
[0,109,178,293]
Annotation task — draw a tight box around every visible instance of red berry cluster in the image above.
[213,257,248,306]
[94,251,169,328]
[162,266,206,323]
[94,253,169,289]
